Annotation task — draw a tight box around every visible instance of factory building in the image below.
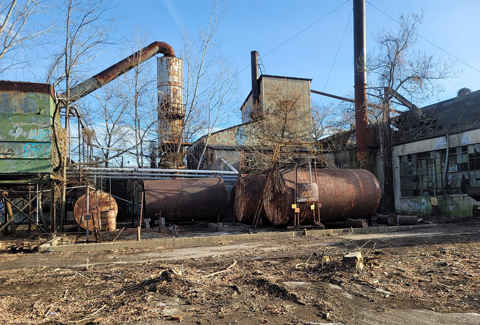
[320,88,480,217]
[187,73,316,172]
[392,88,480,217]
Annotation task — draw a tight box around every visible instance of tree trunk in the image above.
[382,97,395,212]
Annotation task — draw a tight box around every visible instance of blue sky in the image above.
[116,0,480,116]
[6,0,480,127]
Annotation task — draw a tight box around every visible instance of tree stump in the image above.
[343,251,364,270]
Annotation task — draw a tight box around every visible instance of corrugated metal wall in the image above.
[0,82,59,175]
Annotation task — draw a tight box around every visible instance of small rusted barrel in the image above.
[74,190,118,231]
[261,167,382,226]
[100,210,117,232]
[234,174,266,223]
[144,177,227,222]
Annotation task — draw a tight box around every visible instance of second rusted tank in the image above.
[236,167,381,226]
[73,190,118,231]
[234,173,265,223]
[144,177,227,222]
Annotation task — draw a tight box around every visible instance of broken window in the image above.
[400,144,480,197]
[468,144,480,188]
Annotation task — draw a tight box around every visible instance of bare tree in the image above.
[0,0,52,74]
[368,13,455,106]
[117,28,157,168]
[82,81,131,167]
[367,12,456,210]
[47,0,117,231]
[241,84,314,173]
[159,0,239,169]
[194,61,239,169]
[311,101,354,141]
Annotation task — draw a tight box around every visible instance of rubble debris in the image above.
[252,277,306,305]
[8,242,38,253]
[0,221,480,324]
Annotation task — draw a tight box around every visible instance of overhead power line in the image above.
[236,0,351,76]
[324,9,353,93]
[262,0,351,58]
[366,0,480,75]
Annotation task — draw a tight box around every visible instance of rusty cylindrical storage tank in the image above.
[234,174,266,223]
[144,177,228,222]
[261,167,381,226]
[73,190,118,231]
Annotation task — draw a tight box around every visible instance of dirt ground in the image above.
[0,219,479,324]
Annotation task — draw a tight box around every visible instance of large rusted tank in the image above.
[73,190,118,231]
[144,177,227,222]
[236,168,381,226]
[234,174,265,223]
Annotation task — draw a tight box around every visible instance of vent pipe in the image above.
[458,87,471,97]
[251,51,260,104]
[61,41,175,104]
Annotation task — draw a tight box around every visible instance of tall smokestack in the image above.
[158,56,184,144]
[251,51,260,104]
[157,56,185,168]
[354,0,369,167]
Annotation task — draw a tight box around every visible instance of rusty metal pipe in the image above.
[61,41,175,104]
[354,0,369,165]
[251,51,260,104]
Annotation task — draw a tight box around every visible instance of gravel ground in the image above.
[0,219,479,324]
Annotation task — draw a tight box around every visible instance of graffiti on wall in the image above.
[210,127,246,146]
[24,143,52,158]
[0,141,52,159]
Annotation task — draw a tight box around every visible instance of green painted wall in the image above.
[398,195,475,217]
[0,90,59,175]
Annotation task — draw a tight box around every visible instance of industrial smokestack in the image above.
[157,55,185,168]
[157,56,184,145]
[353,0,369,167]
[251,51,260,104]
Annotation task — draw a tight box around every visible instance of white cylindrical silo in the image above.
[157,56,184,144]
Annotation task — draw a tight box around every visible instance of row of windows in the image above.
[399,144,480,197]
